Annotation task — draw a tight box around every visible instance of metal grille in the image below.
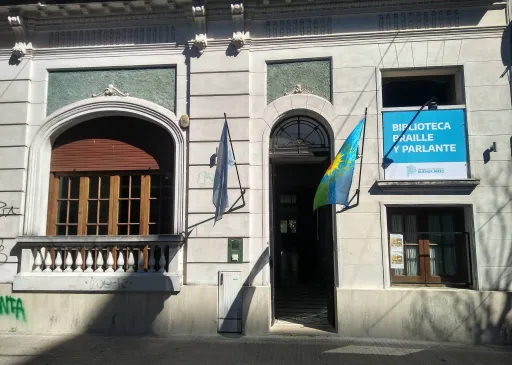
[270,116,330,156]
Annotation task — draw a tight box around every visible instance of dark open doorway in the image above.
[269,116,335,330]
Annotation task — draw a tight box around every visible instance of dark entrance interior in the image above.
[269,116,335,329]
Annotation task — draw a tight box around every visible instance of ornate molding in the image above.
[231,31,247,51]
[192,5,207,53]
[47,26,176,48]
[230,3,247,51]
[266,17,332,38]
[80,5,90,16]
[37,4,48,18]
[92,84,129,98]
[284,84,311,96]
[8,15,29,61]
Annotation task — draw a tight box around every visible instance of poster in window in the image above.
[390,233,404,269]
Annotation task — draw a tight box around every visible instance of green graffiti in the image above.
[0,296,26,322]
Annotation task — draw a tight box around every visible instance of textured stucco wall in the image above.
[47,68,176,115]
[267,60,332,104]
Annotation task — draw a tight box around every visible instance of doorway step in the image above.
[275,285,331,327]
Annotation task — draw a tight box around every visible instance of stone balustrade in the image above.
[13,236,184,292]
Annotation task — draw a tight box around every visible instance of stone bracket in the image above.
[231,3,248,51]
[8,15,30,61]
[192,4,207,53]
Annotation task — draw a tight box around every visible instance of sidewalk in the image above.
[0,333,510,365]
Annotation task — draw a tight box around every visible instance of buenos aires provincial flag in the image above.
[313,118,365,210]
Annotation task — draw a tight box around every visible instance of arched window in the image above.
[46,116,174,236]
[270,116,330,156]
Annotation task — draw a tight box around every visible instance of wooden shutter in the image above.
[51,138,159,172]
[49,116,173,172]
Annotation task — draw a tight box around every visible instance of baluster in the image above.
[95,248,104,272]
[64,249,73,272]
[54,249,63,272]
[127,249,135,273]
[74,248,83,272]
[158,245,166,273]
[43,247,53,272]
[116,249,125,272]
[105,249,114,272]
[137,247,145,273]
[33,248,43,272]
[84,250,94,273]
[148,245,156,273]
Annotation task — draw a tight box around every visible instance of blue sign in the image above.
[382,109,468,180]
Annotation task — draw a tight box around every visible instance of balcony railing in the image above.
[13,235,184,292]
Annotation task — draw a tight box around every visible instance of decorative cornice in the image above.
[248,0,502,20]
[250,25,506,50]
[80,5,90,16]
[92,84,129,97]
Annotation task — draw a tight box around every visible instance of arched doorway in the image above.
[269,115,335,330]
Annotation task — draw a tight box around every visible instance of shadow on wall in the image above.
[0,245,271,365]
[404,177,512,345]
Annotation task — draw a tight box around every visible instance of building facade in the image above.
[0,0,511,344]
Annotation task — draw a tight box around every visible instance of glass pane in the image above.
[131,176,141,198]
[87,225,97,235]
[162,185,172,198]
[120,176,130,198]
[69,177,80,199]
[130,200,140,223]
[280,220,288,233]
[67,225,78,235]
[161,222,171,234]
[280,195,292,204]
[100,176,110,199]
[56,225,67,236]
[430,244,443,276]
[58,177,69,199]
[68,201,79,223]
[118,224,128,235]
[161,199,171,225]
[149,224,159,234]
[89,176,99,199]
[57,201,67,223]
[88,200,98,223]
[151,175,161,198]
[405,246,420,276]
[130,224,140,235]
[289,220,297,233]
[150,199,160,223]
[98,225,108,235]
[163,175,172,186]
[118,200,128,223]
[162,175,172,197]
[99,200,109,224]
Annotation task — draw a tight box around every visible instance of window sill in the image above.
[12,272,181,292]
[376,179,480,194]
[16,234,184,247]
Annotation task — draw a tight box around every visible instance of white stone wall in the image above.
[0,53,31,283]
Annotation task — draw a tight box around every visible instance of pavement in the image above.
[0,333,510,365]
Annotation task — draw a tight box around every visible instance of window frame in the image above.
[380,66,465,109]
[387,206,472,287]
[47,171,173,237]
